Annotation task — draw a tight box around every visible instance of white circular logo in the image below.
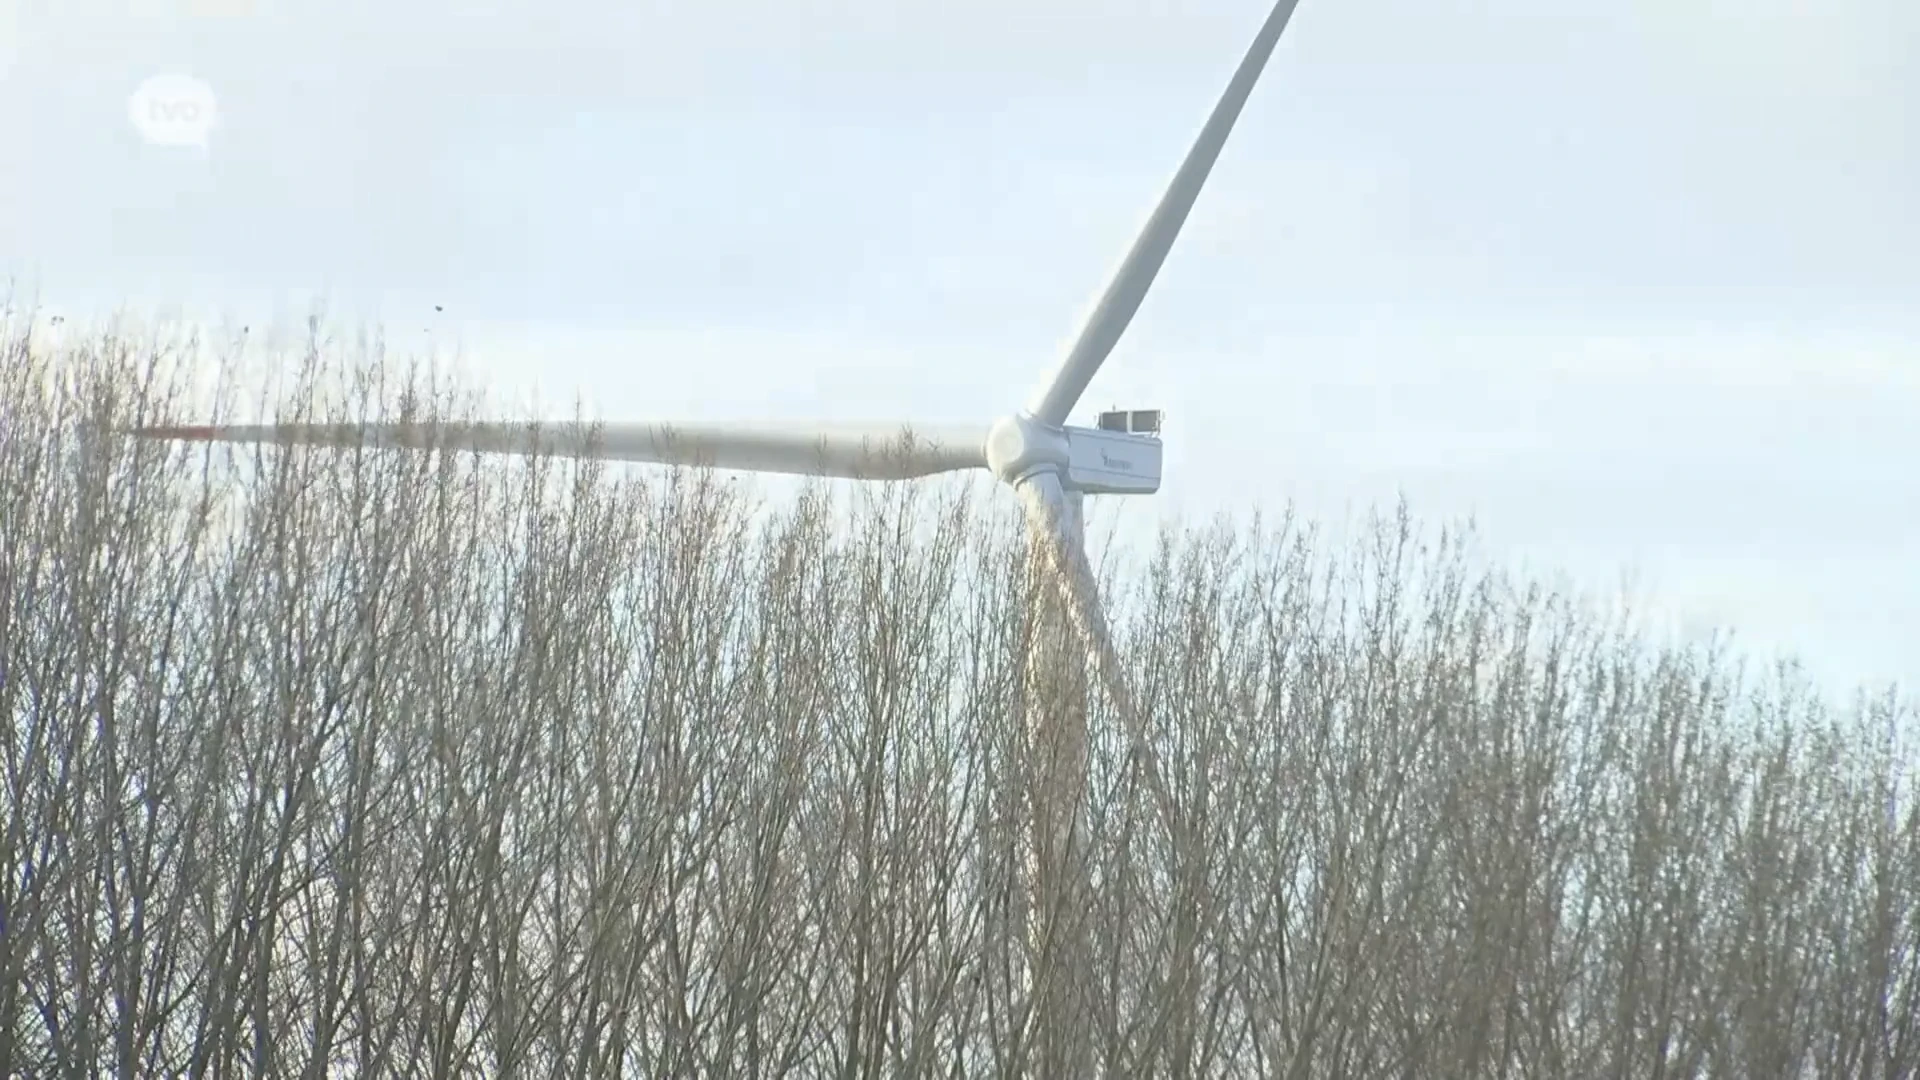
[127,72,219,148]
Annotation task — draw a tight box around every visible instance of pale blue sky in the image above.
[2,0,1916,693]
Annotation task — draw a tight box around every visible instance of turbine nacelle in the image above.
[986,412,1164,496]
[1064,422,1162,496]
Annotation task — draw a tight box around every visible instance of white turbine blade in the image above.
[126,420,991,480]
[1016,472,1178,838]
[1028,0,1304,427]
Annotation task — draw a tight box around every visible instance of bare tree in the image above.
[2,314,1915,1078]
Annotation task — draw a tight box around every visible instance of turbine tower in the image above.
[130,0,1305,1067]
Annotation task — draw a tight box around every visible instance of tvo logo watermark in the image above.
[127,73,218,148]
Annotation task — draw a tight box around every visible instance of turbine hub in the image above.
[986,412,1070,485]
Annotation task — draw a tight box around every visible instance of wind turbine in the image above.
[130,0,1303,1060]
[129,0,1301,681]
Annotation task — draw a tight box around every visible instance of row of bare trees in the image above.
[2,318,1916,1078]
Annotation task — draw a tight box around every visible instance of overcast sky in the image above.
[2,0,1915,694]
